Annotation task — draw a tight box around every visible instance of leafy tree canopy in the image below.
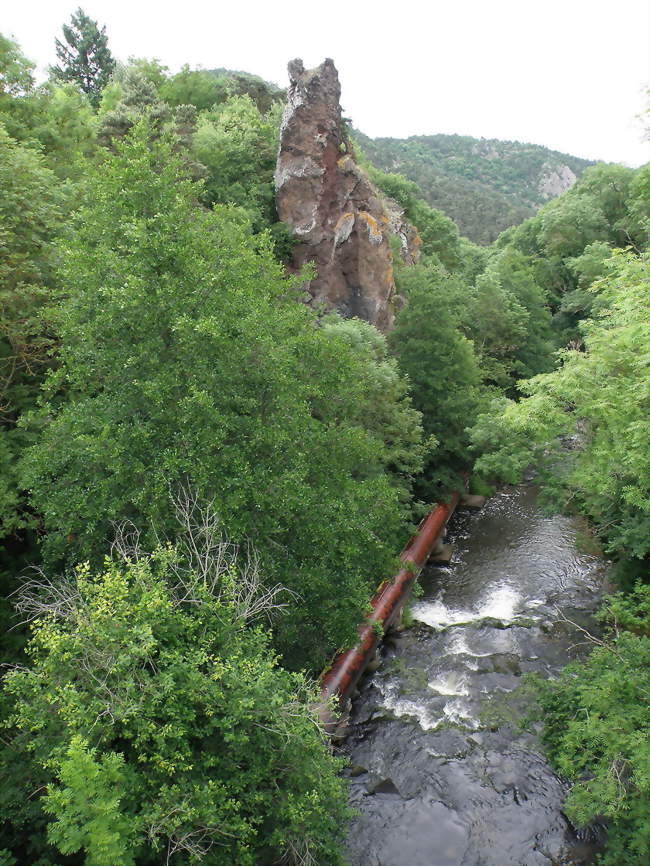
[2,534,349,865]
[0,125,63,537]
[389,262,482,496]
[471,250,650,562]
[19,125,424,670]
[532,584,650,865]
[0,33,34,100]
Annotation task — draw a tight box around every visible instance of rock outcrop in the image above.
[538,162,577,199]
[275,59,418,332]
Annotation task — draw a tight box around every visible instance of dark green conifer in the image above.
[51,7,115,107]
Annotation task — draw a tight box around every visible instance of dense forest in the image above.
[0,9,648,865]
[356,130,594,244]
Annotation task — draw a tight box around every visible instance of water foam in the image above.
[413,583,522,629]
[428,672,469,697]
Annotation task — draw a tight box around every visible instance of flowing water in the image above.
[343,486,608,866]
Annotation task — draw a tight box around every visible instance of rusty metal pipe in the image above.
[319,491,460,731]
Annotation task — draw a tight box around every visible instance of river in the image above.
[343,485,607,866]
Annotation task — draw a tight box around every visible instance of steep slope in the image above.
[355,131,595,244]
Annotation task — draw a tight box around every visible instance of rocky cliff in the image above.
[275,59,418,332]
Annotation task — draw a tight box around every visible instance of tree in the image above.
[389,263,482,496]
[628,163,650,245]
[0,33,41,141]
[533,585,650,866]
[318,315,427,500]
[463,267,529,390]
[0,125,62,538]
[0,123,65,668]
[98,66,172,147]
[471,250,650,563]
[0,33,34,101]
[52,8,115,107]
[19,126,423,670]
[1,522,349,865]
[362,163,463,271]
[487,247,555,379]
[192,95,279,230]
[30,84,98,178]
[159,64,224,112]
[538,193,610,259]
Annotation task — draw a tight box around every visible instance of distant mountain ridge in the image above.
[354,131,595,244]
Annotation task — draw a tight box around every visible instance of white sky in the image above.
[4,0,650,166]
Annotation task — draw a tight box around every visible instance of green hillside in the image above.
[355,131,595,244]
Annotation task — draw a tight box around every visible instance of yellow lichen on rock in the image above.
[358,211,384,245]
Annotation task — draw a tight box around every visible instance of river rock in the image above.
[460,493,487,509]
[367,776,401,796]
[431,543,454,565]
[275,58,419,331]
[490,652,521,675]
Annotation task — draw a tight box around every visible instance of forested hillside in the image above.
[0,9,648,865]
[356,130,594,243]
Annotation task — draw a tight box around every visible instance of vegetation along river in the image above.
[343,485,608,866]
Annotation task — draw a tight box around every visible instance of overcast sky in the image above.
[5,0,650,166]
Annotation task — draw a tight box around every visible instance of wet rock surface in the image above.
[343,486,607,865]
[275,59,419,331]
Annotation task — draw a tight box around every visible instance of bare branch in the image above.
[11,568,85,629]
[110,520,143,562]
[162,481,294,624]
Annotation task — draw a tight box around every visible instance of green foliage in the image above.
[192,95,278,230]
[533,586,650,865]
[389,263,482,495]
[495,163,649,340]
[30,84,98,178]
[472,250,650,562]
[98,70,286,248]
[468,475,494,497]
[569,163,638,247]
[466,268,528,388]
[601,582,650,634]
[319,315,427,493]
[457,237,490,283]
[156,65,284,116]
[0,33,40,141]
[1,545,349,864]
[160,64,228,112]
[0,34,34,98]
[363,162,462,270]
[124,57,170,91]
[560,240,614,324]
[51,8,115,107]
[482,247,554,381]
[0,33,97,183]
[538,193,610,259]
[628,163,650,245]
[19,127,423,669]
[0,125,63,536]
[97,67,173,147]
[205,68,285,115]
[408,200,462,271]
